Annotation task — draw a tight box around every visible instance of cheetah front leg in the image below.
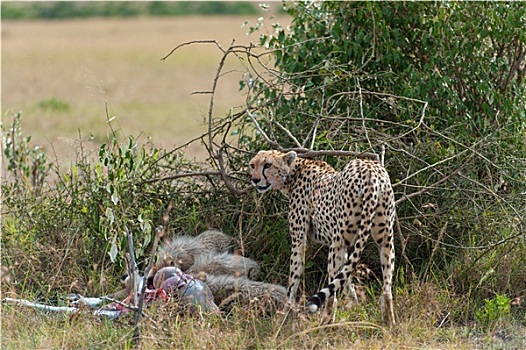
[286,225,307,306]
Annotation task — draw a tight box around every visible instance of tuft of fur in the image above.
[203,274,287,313]
[156,235,204,271]
[188,252,261,280]
[195,229,236,253]
[148,229,237,285]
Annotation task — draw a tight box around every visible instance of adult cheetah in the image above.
[249,150,396,325]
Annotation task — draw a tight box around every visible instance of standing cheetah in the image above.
[249,150,396,325]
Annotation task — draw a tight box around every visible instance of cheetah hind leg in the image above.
[345,280,359,303]
[317,279,359,324]
[319,284,359,324]
[319,295,338,324]
[342,250,359,303]
[381,291,396,326]
[319,266,359,323]
[320,282,359,324]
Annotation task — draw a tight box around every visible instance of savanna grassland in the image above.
[2,16,284,160]
[2,6,526,350]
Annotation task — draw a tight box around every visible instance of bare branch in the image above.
[99,296,139,311]
[394,146,470,187]
[139,171,222,185]
[215,147,251,196]
[270,112,303,148]
[394,212,414,277]
[289,148,380,163]
[423,123,500,170]
[395,166,462,206]
[245,108,281,149]
[205,41,233,161]
[161,39,245,170]
[357,80,373,150]
[161,40,226,61]
[325,89,428,141]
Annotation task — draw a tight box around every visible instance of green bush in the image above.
[476,294,512,330]
[231,1,526,306]
[1,114,226,296]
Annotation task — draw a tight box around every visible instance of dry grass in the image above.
[1,16,288,160]
[3,290,523,350]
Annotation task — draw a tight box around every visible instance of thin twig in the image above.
[423,123,499,170]
[422,221,448,280]
[100,296,139,311]
[139,171,222,185]
[395,212,414,276]
[395,166,463,206]
[203,40,242,169]
[324,90,428,141]
[290,148,380,162]
[138,108,248,179]
[245,108,280,149]
[270,113,302,148]
[357,80,373,150]
[160,40,226,61]
[215,148,251,196]
[394,146,471,187]
[161,39,237,169]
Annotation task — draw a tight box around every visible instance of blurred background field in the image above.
[1,2,289,162]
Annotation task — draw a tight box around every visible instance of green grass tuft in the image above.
[36,97,71,112]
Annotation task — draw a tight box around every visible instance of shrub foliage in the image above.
[239,1,526,304]
[2,2,525,327]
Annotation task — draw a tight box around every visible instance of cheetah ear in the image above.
[283,151,297,165]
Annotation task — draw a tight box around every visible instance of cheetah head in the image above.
[248,150,297,193]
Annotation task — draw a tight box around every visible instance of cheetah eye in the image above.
[249,164,255,169]
[263,163,272,170]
